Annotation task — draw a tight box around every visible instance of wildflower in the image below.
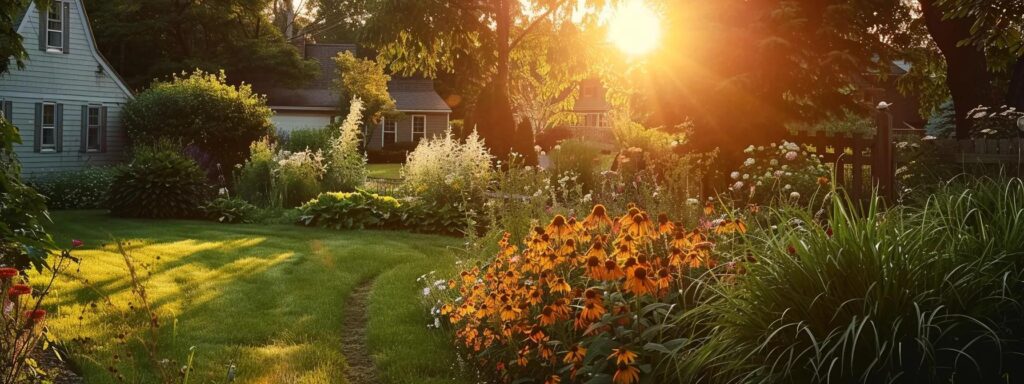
[539,305,557,325]
[8,284,31,297]
[546,215,575,239]
[790,191,801,200]
[613,363,640,384]
[585,255,604,279]
[580,300,606,321]
[817,176,830,186]
[655,268,672,291]
[549,277,571,295]
[787,244,797,255]
[623,266,656,296]
[785,151,798,161]
[730,171,740,180]
[583,204,612,229]
[564,344,587,364]
[609,348,638,365]
[601,259,624,281]
[686,198,699,205]
[743,158,755,166]
[732,181,744,190]
[71,239,84,248]
[657,214,674,235]
[0,268,18,279]
[703,202,714,216]
[545,375,561,384]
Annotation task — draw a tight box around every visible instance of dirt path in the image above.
[340,280,379,384]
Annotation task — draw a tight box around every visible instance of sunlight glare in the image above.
[607,0,662,57]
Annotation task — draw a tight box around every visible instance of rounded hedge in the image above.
[122,70,275,169]
[107,145,210,219]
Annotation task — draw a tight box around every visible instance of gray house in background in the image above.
[262,43,451,151]
[1,0,132,176]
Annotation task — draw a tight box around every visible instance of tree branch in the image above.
[508,0,573,51]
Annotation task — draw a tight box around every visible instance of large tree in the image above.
[361,0,606,160]
[82,0,319,89]
[270,0,368,43]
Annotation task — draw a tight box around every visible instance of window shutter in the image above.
[55,103,64,152]
[80,105,88,152]
[37,5,46,51]
[2,101,11,122]
[61,2,70,54]
[100,106,108,153]
[33,103,42,153]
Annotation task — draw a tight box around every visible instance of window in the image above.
[41,103,56,150]
[382,117,397,145]
[46,1,63,51]
[411,115,426,142]
[582,83,597,98]
[86,106,101,151]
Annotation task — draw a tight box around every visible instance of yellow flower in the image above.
[609,348,638,365]
[583,204,612,229]
[580,301,606,321]
[623,266,656,296]
[549,277,571,295]
[704,202,715,216]
[546,214,575,239]
[563,344,587,364]
[545,375,562,384]
[657,213,675,235]
[613,363,640,384]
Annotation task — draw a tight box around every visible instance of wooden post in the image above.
[873,109,894,202]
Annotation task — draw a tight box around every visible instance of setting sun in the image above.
[607,0,662,57]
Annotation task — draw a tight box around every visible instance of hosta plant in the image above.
[297,190,401,230]
[107,144,210,219]
[201,197,258,224]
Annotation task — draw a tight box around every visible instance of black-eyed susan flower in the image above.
[623,266,656,296]
[545,374,561,384]
[583,204,612,229]
[538,305,557,326]
[613,363,640,384]
[611,243,635,262]
[585,255,604,280]
[549,277,571,295]
[657,213,675,235]
[609,348,638,365]
[580,300,606,322]
[546,215,575,239]
[563,344,587,364]
[601,259,624,281]
[704,202,715,216]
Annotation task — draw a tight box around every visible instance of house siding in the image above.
[366,112,449,150]
[271,110,335,134]
[0,0,131,176]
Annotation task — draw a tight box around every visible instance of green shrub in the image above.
[281,126,335,153]
[682,181,1024,383]
[107,144,209,219]
[275,149,325,208]
[122,70,274,168]
[547,139,601,192]
[297,190,401,230]
[29,167,116,209]
[201,197,258,224]
[323,98,368,191]
[0,116,52,271]
[236,138,277,206]
[403,129,493,205]
[729,140,830,206]
[397,199,478,236]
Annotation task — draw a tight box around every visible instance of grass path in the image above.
[43,211,470,384]
[339,280,378,383]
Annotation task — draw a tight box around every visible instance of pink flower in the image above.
[71,239,84,248]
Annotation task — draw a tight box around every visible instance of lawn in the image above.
[367,163,403,179]
[42,211,470,384]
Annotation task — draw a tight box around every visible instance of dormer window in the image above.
[46,1,64,51]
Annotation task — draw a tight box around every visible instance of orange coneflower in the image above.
[545,374,562,384]
[657,214,675,235]
[704,202,715,216]
[556,239,577,257]
[619,207,642,228]
[538,305,557,326]
[683,251,704,269]
[517,346,531,366]
[611,243,635,262]
[528,325,547,343]
[585,255,604,280]
[667,247,685,267]
[601,259,624,281]
[613,363,640,384]
[623,266,656,296]
[500,304,521,321]
[563,344,587,364]
[527,288,544,305]
[583,204,613,229]
[586,238,608,259]
[552,298,571,317]
[540,251,562,270]
[655,268,672,292]
[580,300,606,322]
[609,348,638,365]
[550,277,571,295]
[547,215,576,239]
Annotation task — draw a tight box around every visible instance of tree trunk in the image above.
[495,0,511,91]
[920,0,995,139]
[1008,55,1024,109]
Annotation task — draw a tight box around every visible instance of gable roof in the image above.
[263,43,451,113]
[15,0,133,97]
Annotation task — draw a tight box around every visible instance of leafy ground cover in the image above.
[42,211,469,384]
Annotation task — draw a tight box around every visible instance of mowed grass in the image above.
[43,211,470,384]
[367,163,403,179]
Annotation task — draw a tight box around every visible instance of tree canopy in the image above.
[82,0,319,90]
[333,50,394,123]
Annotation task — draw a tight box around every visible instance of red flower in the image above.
[24,309,46,322]
[787,245,797,255]
[8,284,32,297]
[0,267,17,279]
[71,239,84,248]
[825,227,834,238]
